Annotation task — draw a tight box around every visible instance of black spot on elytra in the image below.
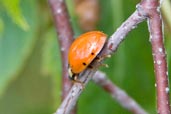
[91,52,95,55]
[82,62,87,66]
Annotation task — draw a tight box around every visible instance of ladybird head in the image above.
[68,67,78,81]
[68,67,84,85]
[68,67,74,80]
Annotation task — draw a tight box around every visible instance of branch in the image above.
[55,6,147,114]
[140,0,171,113]
[48,0,74,100]
[48,0,77,114]
[93,71,148,114]
[100,7,147,56]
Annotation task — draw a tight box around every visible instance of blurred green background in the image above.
[0,0,170,114]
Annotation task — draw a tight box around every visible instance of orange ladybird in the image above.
[68,31,107,83]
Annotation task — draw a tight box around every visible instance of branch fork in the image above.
[48,0,170,114]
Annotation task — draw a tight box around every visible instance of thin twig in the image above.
[140,0,171,113]
[93,71,148,114]
[55,70,95,114]
[55,6,147,114]
[48,0,74,100]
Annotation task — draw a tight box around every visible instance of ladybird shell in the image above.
[68,31,107,74]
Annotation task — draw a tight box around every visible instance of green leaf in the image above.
[41,29,61,77]
[1,0,29,30]
[0,18,4,38]
[41,28,62,107]
[0,0,38,97]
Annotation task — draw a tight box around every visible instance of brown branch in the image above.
[140,0,171,114]
[93,71,148,114]
[55,6,147,114]
[48,0,77,114]
[55,70,95,114]
[100,7,147,56]
[48,0,74,100]
[53,0,170,114]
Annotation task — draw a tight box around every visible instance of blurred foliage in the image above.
[0,0,170,114]
[0,0,38,96]
[0,0,29,30]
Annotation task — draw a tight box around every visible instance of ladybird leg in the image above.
[88,61,109,70]
[88,65,94,69]
[72,76,84,89]
[105,54,111,58]
[88,65,98,71]
[94,54,110,68]
[101,54,111,58]
[99,63,109,68]
[95,54,111,61]
[94,61,109,68]
[73,80,84,89]
[93,55,110,64]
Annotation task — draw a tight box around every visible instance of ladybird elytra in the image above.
[68,31,107,81]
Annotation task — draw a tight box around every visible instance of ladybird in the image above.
[68,31,107,83]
